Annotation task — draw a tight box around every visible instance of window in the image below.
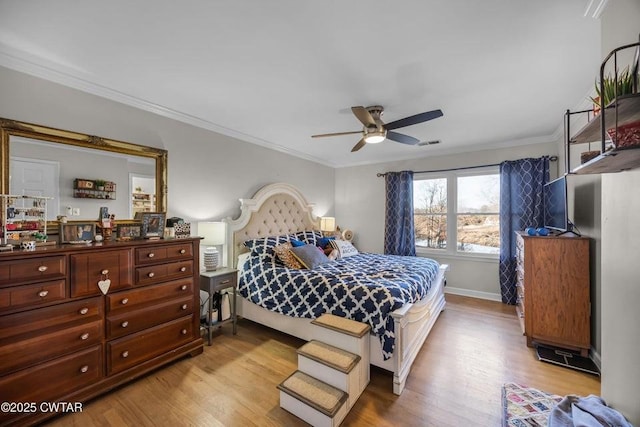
[414,169,500,256]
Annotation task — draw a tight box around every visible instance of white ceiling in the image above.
[0,1,602,167]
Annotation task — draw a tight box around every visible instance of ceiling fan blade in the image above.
[351,106,376,127]
[387,131,420,145]
[385,109,443,130]
[311,130,362,138]
[351,138,366,152]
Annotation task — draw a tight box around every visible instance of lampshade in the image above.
[198,221,226,246]
[320,217,336,232]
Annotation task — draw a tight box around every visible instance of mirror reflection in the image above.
[11,137,156,220]
[0,117,168,224]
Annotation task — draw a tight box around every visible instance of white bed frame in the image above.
[225,183,447,395]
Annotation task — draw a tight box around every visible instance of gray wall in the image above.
[335,141,559,300]
[599,1,640,423]
[0,66,336,235]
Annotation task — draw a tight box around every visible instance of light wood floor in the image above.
[45,294,600,426]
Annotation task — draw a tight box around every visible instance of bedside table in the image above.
[200,268,238,345]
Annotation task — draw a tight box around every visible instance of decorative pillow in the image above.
[273,242,303,269]
[290,244,330,269]
[317,236,336,248]
[293,230,324,247]
[289,238,306,247]
[329,239,359,259]
[243,235,291,257]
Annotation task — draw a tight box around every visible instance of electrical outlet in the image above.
[72,208,80,216]
[66,206,73,215]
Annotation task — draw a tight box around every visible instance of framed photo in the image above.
[116,223,142,241]
[138,212,166,239]
[60,223,96,244]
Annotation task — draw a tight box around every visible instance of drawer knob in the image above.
[38,290,49,298]
[122,351,129,358]
[181,329,187,335]
[181,304,188,310]
[180,249,186,254]
[80,365,89,373]
[121,298,129,305]
[38,265,48,272]
[180,267,187,272]
[80,333,89,340]
[101,269,109,275]
[148,253,155,258]
[79,307,89,315]
[181,285,187,291]
[121,321,129,328]
[148,272,155,278]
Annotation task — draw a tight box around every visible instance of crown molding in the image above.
[0,46,333,168]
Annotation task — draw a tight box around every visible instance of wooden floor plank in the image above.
[44,294,600,426]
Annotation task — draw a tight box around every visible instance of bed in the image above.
[225,183,447,395]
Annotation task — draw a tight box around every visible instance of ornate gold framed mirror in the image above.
[0,117,167,231]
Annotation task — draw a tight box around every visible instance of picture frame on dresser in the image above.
[59,223,96,243]
[136,212,166,239]
[116,223,142,240]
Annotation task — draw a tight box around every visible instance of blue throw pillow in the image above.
[290,244,330,269]
[317,236,336,248]
[289,238,306,247]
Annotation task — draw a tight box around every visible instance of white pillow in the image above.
[330,239,359,258]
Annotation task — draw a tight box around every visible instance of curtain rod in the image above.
[376,155,558,177]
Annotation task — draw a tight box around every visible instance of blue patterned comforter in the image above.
[239,253,439,360]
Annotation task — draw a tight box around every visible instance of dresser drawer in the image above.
[107,316,194,375]
[0,255,66,288]
[106,296,194,339]
[135,260,193,286]
[0,319,103,375]
[0,279,67,312]
[70,249,133,297]
[0,296,102,341]
[106,278,194,314]
[0,345,103,422]
[135,242,194,265]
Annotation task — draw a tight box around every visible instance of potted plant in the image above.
[590,66,640,148]
[591,66,635,110]
[94,179,106,191]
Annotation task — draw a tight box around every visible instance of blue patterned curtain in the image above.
[384,171,416,256]
[499,157,549,304]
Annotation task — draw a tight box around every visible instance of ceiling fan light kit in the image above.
[312,105,443,152]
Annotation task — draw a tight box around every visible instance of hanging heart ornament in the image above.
[98,278,111,295]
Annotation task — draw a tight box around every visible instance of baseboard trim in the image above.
[444,287,502,302]
[590,347,602,370]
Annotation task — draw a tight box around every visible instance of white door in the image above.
[10,158,60,220]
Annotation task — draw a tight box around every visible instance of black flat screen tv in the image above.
[543,176,569,232]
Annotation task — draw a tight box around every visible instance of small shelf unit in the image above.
[565,39,640,175]
[0,194,52,246]
[73,178,116,200]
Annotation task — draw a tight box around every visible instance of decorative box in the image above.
[174,222,191,239]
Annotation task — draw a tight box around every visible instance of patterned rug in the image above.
[502,382,563,427]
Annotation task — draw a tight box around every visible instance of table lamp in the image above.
[198,221,226,271]
[320,217,336,236]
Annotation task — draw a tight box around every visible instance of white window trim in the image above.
[414,166,500,260]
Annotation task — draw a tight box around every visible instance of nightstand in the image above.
[200,268,237,345]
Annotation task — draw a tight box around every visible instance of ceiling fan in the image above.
[312,105,443,152]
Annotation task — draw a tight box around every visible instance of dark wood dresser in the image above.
[515,232,590,356]
[0,238,203,426]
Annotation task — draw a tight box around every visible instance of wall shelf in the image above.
[565,39,640,175]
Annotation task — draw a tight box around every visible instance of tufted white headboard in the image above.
[225,183,320,268]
